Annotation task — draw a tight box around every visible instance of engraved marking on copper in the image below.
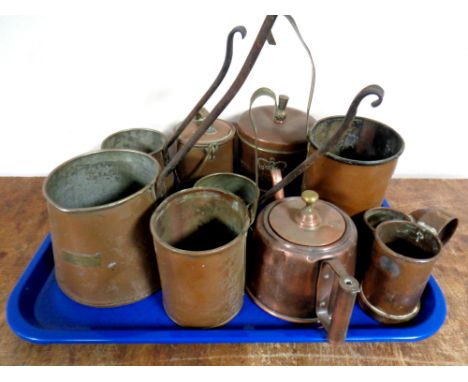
[62,250,102,268]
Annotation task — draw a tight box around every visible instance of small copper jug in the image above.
[247,189,360,343]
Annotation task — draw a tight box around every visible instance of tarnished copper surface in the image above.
[410,208,458,245]
[359,220,443,324]
[176,118,235,183]
[247,191,358,342]
[150,188,249,328]
[43,150,161,307]
[303,115,404,217]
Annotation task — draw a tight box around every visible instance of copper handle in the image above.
[316,258,360,343]
[270,168,285,200]
[409,208,459,245]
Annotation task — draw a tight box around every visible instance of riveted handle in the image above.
[316,258,360,343]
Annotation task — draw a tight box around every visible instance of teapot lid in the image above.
[269,190,346,246]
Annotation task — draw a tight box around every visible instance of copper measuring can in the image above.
[150,188,250,328]
[303,116,404,217]
[101,128,174,191]
[43,149,161,307]
[176,110,236,184]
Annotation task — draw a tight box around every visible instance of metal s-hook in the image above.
[259,84,385,206]
[164,25,247,156]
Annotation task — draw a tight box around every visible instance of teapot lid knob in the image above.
[297,190,321,229]
[301,190,319,206]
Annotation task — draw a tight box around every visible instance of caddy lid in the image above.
[237,95,313,152]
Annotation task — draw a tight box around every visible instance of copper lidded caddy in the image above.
[236,16,316,195]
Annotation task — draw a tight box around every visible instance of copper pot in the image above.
[302,116,404,217]
[247,189,359,343]
[176,110,236,184]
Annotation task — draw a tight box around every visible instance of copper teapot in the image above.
[247,187,360,343]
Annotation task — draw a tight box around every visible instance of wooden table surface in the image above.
[0,178,466,365]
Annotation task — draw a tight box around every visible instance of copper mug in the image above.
[150,188,250,328]
[43,149,161,307]
[359,220,447,324]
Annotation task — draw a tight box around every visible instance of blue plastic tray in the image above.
[7,232,447,344]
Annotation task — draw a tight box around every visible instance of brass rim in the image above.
[358,285,420,323]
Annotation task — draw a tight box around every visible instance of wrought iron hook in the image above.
[259,84,385,206]
[164,25,247,155]
[156,16,278,199]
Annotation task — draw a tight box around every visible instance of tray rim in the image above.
[7,230,447,345]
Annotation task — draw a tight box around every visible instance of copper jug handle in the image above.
[156,16,279,199]
[409,208,458,245]
[259,84,385,206]
[316,258,360,343]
